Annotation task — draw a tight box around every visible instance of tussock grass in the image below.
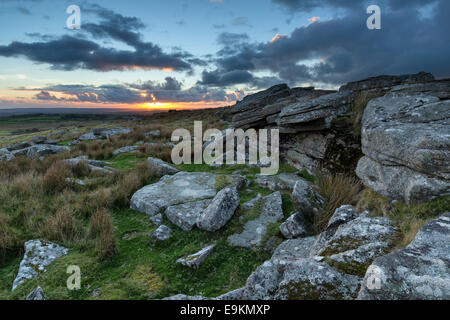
[41,206,81,245]
[351,91,382,137]
[43,161,72,194]
[89,208,118,260]
[314,173,362,233]
[357,189,450,249]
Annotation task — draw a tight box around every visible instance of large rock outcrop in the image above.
[231,84,334,129]
[356,92,450,203]
[358,212,450,300]
[229,72,438,174]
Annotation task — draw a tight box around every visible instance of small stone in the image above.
[150,213,163,226]
[26,286,45,300]
[151,225,172,241]
[176,245,215,269]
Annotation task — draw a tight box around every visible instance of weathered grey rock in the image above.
[240,257,360,300]
[197,187,240,232]
[241,260,281,300]
[279,91,355,132]
[130,172,218,216]
[389,79,450,100]
[32,136,58,145]
[339,72,434,92]
[92,288,101,298]
[309,205,359,257]
[151,225,172,241]
[280,212,311,239]
[63,156,113,174]
[165,199,212,231]
[232,84,292,128]
[71,127,132,144]
[5,141,33,151]
[314,215,397,257]
[147,157,179,177]
[113,145,139,155]
[231,84,334,129]
[358,212,450,300]
[272,236,316,261]
[145,129,161,137]
[176,245,215,269]
[162,294,209,300]
[357,157,449,204]
[291,179,327,224]
[150,213,163,226]
[228,192,284,248]
[26,144,70,159]
[356,93,450,203]
[274,258,361,300]
[26,286,45,300]
[0,148,15,161]
[242,193,262,210]
[255,173,304,191]
[311,210,398,276]
[12,240,68,290]
[215,288,245,300]
[65,178,86,186]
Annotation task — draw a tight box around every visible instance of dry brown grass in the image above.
[72,160,91,178]
[89,208,118,260]
[42,161,72,194]
[314,173,362,233]
[351,91,382,137]
[41,205,80,244]
[138,143,172,162]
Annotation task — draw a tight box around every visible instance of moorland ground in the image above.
[0,110,448,300]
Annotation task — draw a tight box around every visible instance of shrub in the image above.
[314,173,362,233]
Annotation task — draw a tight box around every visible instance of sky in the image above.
[0,0,449,111]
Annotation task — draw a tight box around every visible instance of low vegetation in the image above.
[357,189,450,249]
[0,110,276,300]
[313,173,362,233]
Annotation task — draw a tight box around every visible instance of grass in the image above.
[0,109,294,300]
[357,189,450,249]
[351,91,383,138]
[313,173,362,233]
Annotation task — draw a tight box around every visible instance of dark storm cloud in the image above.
[129,77,183,91]
[272,0,437,11]
[27,79,240,104]
[207,0,450,86]
[0,4,195,72]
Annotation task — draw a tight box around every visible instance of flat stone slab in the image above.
[255,173,304,191]
[165,199,212,231]
[272,237,317,261]
[13,240,68,291]
[228,192,284,249]
[131,172,218,216]
[176,245,215,269]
